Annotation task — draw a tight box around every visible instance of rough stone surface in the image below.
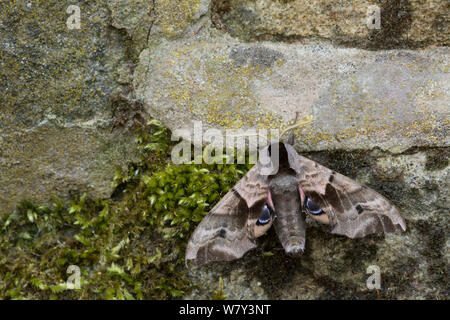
[1,0,448,299]
[213,0,450,48]
[108,0,210,48]
[134,30,449,153]
[0,1,139,213]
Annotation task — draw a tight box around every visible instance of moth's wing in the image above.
[285,144,406,238]
[185,164,268,266]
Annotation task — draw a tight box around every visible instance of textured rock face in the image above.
[0,1,139,213]
[135,37,449,153]
[108,0,210,45]
[0,0,448,299]
[213,0,449,48]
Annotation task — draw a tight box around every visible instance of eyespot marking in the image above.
[306,198,324,215]
[257,204,272,225]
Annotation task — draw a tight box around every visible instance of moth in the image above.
[186,140,406,266]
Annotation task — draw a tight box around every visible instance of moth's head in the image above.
[267,142,289,166]
[264,142,293,176]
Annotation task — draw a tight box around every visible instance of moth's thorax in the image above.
[268,172,298,193]
[268,170,306,256]
[268,170,300,213]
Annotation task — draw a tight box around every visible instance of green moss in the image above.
[0,121,251,299]
[211,277,227,300]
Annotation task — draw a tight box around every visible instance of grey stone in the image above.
[134,31,449,153]
[213,0,449,48]
[0,1,139,213]
[1,0,448,300]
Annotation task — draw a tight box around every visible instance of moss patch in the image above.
[0,121,251,299]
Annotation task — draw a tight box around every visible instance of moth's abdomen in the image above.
[269,172,307,257]
[273,211,306,256]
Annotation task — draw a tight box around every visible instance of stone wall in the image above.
[0,0,448,299]
[0,1,139,213]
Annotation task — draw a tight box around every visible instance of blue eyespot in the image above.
[306,198,324,215]
[257,204,272,225]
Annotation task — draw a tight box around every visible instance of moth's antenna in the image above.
[280,113,313,144]
[285,112,299,145]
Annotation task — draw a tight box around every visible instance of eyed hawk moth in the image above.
[186,141,406,266]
